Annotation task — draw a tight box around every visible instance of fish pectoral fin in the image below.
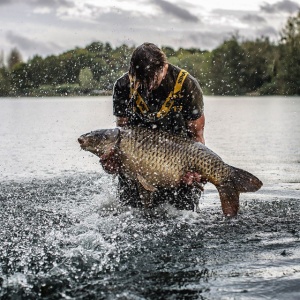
[216,183,240,217]
[137,174,157,192]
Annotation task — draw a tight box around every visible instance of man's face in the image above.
[130,65,166,92]
[148,68,164,91]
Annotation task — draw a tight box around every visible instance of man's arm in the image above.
[181,114,207,186]
[116,117,128,127]
[186,114,205,144]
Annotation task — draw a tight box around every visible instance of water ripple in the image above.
[1,173,300,299]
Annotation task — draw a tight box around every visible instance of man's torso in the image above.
[113,64,203,136]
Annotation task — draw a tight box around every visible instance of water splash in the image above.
[1,173,300,299]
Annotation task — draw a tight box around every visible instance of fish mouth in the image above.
[78,136,88,149]
[78,137,94,151]
[78,137,104,156]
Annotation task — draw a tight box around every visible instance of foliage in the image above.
[0,67,10,96]
[169,48,212,94]
[209,36,246,95]
[7,48,23,71]
[79,67,96,91]
[1,11,300,97]
[276,11,300,95]
[0,51,4,68]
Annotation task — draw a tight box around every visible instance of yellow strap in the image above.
[136,95,148,113]
[130,69,188,119]
[156,69,188,118]
[129,89,149,114]
[174,69,189,94]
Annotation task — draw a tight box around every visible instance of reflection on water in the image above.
[0,96,300,299]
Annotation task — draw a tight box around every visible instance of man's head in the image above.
[129,42,167,91]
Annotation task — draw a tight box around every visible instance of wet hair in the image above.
[129,42,167,89]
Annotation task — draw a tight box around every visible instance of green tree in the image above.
[43,55,64,85]
[7,47,23,71]
[241,38,276,94]
[277,10,300,94]
[79,67,96,90]
[27,55,46,87]
[172,49,211,94]
[0,67,10,96]
[162,46,176,58]
[86,41,104,53]
[209,36,246,95]
[0,50,4,68]
[10,62,32,94]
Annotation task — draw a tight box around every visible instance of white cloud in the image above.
[33,7,52,14]
[261,0,300,13]
[1,0,299,61]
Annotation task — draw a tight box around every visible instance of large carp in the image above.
[78,126,262,216]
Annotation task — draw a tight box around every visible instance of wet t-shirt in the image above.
[113,64,204,136]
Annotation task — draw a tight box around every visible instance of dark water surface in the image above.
[1,96,300,299]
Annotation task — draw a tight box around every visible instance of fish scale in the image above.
[78,126,262,216]
[119,127,189,186]
[120,127,228,186]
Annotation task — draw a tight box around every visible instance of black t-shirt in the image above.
[113,64,204,135]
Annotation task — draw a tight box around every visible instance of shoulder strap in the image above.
[174,69,189,94]
[156,69,188,118]
[129,69,189,120]
[130,82,149,114]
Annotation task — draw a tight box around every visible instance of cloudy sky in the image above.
[1,0,300,62]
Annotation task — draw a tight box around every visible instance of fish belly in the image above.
[119,129,191,188]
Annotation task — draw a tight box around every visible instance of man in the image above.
[101,42,206,211]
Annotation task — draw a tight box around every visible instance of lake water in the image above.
[0,96,300,299]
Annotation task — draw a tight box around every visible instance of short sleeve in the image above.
[180,74,204,121]
[113,73,130,117]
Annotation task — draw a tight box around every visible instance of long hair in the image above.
[129,42,167,89]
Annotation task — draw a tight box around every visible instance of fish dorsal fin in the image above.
[137,174,157,192]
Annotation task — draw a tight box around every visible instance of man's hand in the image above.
[99,149,120,175]
[181,171,207,190]
[186,114,205,144]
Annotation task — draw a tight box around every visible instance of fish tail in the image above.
[216,167,263,217]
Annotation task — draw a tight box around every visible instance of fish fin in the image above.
[230,166,263,192]
[216,167,263,217]
[216,184,240,217]
[137,174,157,192]
[136,181,154,209]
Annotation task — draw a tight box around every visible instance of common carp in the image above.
[78,126,262,216]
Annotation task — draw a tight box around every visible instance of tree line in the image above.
[0,11,299,97]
